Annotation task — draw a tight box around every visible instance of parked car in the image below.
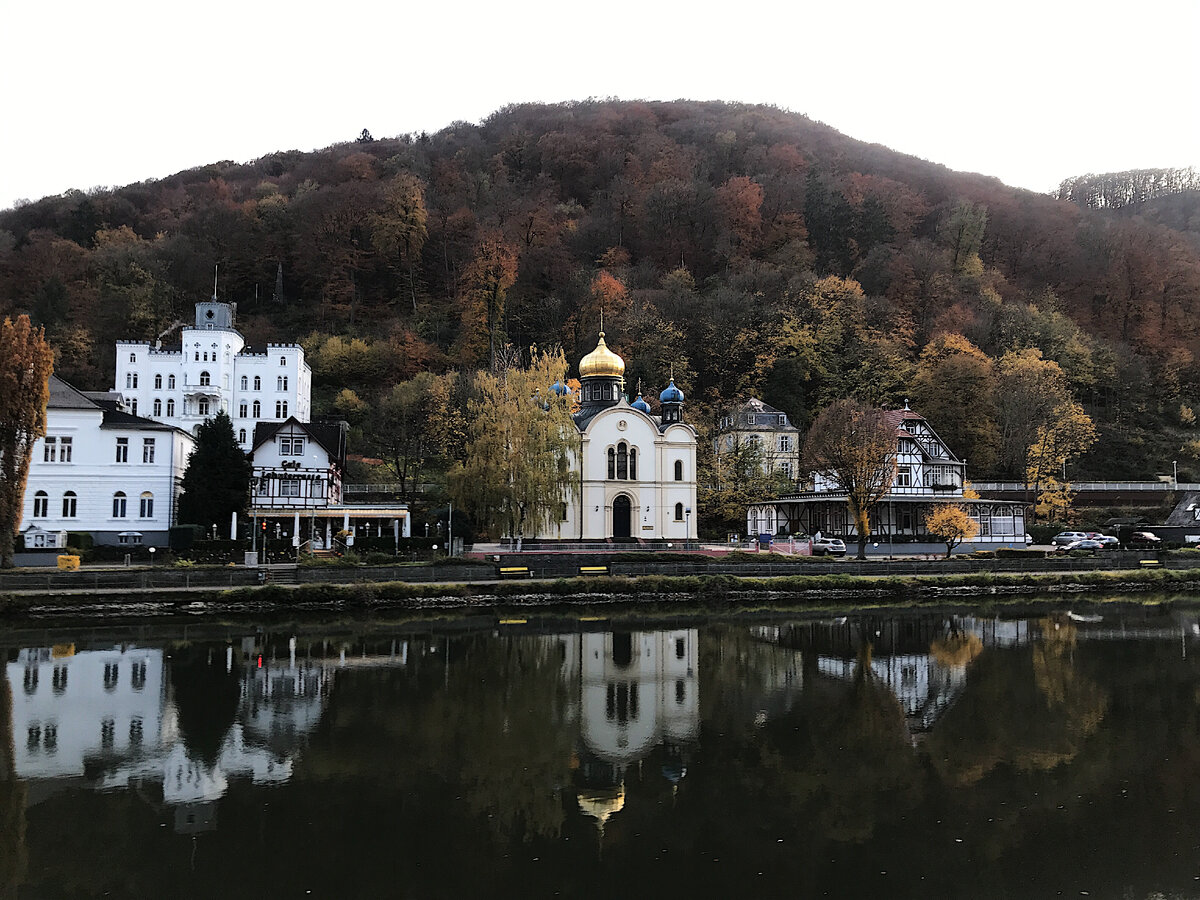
[1051,532,1089,546]
[812,537,847,557]
[1089,534,1120,548]
[1057,539,1104,553]
[1123,531,1163,550]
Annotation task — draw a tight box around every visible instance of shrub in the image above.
[66,532,94,550]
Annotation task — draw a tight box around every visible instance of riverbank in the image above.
[4,567,1200,619]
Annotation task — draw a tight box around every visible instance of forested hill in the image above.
[2,99,1200,481]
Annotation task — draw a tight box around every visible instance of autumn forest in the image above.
[3,100,1200,497]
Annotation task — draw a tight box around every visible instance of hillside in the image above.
[2,99,1200,483]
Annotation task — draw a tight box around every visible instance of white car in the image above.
[812,537,847,557]
[1051,531,1088,546]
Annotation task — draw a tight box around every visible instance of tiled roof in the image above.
[47,375,101,410]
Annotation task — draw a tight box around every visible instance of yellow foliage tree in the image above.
[0,316,55,568]
[924,503,980,558]
[1025,401,1096,520]
[448,347,580,545]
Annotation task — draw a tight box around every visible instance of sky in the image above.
[3,0,1197,210]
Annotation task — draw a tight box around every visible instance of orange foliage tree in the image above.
[0,316,54,567]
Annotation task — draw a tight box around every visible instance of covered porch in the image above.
[249,504,411,553]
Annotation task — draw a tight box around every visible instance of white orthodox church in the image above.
[554,332,698,542]
[112,299,311,451]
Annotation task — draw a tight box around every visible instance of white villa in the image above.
[746,404,1026,548]
[551,332,698,542]
[715,397,803,483]
[112,298,311,451]
[19,376,194,548]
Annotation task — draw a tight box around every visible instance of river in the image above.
[1,601,1199,897]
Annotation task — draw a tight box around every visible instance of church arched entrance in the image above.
[612,495,632,539]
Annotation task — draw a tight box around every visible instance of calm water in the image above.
[3,604,1200,898]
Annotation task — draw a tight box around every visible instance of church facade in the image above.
[555,333,698,542]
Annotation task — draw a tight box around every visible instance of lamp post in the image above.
[1174,460,1178,487]
[148,547,156,567]
[685,507,692,548]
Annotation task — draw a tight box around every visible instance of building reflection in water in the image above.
[553,629,700,838]
[5,636,337,833]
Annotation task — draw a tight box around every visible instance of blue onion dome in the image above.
[631,393,651,413]
[659,379,684,404]
[551,379,570,397]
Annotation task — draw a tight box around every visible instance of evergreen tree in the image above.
[176,412,252,531]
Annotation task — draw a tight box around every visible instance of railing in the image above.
[972,482,1200,492]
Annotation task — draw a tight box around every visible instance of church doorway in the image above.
[612,495,632,539]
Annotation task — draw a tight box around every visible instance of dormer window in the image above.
[747,414,755,425]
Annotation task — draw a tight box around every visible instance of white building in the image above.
[19,375,194,547]
[746,404,1025,548]
[112,299,311,451]
[551,332,698,542]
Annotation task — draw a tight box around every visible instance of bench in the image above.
[498,566,532,578]
[579,565,609,576]
[1139,559,1162,568]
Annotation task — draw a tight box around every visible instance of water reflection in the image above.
[3,608,1200,897]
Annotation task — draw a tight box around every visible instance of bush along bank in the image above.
[6,568,1200,616]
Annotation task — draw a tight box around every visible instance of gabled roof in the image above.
[251,417,347,468]
[47,375,102,410]
[885,407,962,463]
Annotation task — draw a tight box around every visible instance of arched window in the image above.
[280,356,287,366]
[252,400,261,417]
[112,492,127,518]
[166,399,175,416]
[616,442,628,480]
[240,375,248,390]
[254,376,261,390]
[239,402,247,418]
[129,353,136,363]
[153,399,162,416]
[674,460,683,481]
[629,448,637,480]
[199,371,211,386]
[607,447,616,480]
[154,374,162,389]
[33,491,47,517]
[168,375,175,389]
[238,429,247,444]
[675,502,684,521]
[62,492,76,518]
[139,492,153,518]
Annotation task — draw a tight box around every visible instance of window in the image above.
[199,370,210,386]
[166,399,175,416]
[675,502,684,521]
[198,398,210,416]
[239,402,247,417]
[33,491,47,517]
[896,465,911,487]
[280,479,302,497]
[778,414,787,425]
[254,376,261,390]
[275,401,288,418]
[153,398,162,416]
[139,492,153,517]
[779,435,792,453]
[129,353,136,363]
[747,414,755,425]
[168,374,176,389]
[143,438,155,463]
[113,492,127,517]
[561,502,569,521]
[674,460,683,481]
[778,461,793,478]
[280,436,305,456]
[252,400,261,417]
[129,399,137,416]
[57,437,71,462]
[115,438,128,463]
[153,374,161,389]
[194,351,199,361]
[617,442,628,479]
[607,447,615,480]
[62,492,76,517]
[43,437,56,462]
[280,356,287,366]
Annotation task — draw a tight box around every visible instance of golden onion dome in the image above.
[578,331,625,379]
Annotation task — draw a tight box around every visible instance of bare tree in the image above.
[803,399,897,560]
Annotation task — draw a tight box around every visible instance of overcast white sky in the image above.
[3,0,1197,210]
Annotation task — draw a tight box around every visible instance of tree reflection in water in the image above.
[2,607,1200,897]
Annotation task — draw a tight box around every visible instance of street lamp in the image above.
[148,547,156,566]
[685,507,692,547]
